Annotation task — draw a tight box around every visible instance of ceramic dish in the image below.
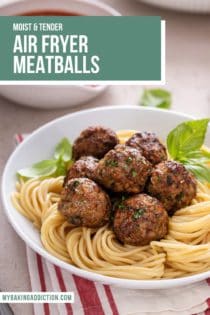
[2,106,210,289]
[0,85,107,109]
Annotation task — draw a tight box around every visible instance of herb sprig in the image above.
[140,88,172,109]
[166,119,210,183]
[17,138,72,179]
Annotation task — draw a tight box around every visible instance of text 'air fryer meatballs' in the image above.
[113,194,168,246]
[147,160,197,213]
[73,126,119,160]
[64,156,99,186]
[96,144,152,193]
[126,131,167,165]
[58,178,111,228]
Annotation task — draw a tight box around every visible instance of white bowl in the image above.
[0,0,120,109]
[139,0,210,13]
[0,85,107,109]
[2,106,210,289]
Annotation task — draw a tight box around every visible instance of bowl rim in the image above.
[0,0,121,16]
[139,0,210,13]
[2,105,210,289]
[0,85,108,91]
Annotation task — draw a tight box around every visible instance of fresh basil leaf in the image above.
[17,160,57,179]
[183,150,210,163]
[55,160,67,176]
[167,119,210,159]
[167,123,185,159]
[140,88,171,109]
[201,147,210,159]
[184,162,210,183]
[54,138,72,162]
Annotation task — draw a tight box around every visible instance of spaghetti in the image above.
[11,130,210,280]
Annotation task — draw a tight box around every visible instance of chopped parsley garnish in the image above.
[126,157,133,165]
[105,160,118,167]
[72,180,80,189]
[176,191,184,201]
[131,169,137,177]
[118,195,126,210]
[132,208,145,220]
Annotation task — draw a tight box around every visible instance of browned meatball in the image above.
[58,178,111,228]
[147,161,197,213]
[113,194,168,246]
[64,156,98,186]
[73,126,119,160]
[96,144,152,193]
[126,132,167,165]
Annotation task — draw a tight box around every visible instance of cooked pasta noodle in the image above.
[11,130,210,280]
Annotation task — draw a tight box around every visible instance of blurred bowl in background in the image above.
[0,85,108,109]
[0,0,120,109]
[139,0,210,13]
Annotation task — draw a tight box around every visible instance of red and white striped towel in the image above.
[15,134,210,315]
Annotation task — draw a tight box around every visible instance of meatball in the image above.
[126,131,167,165]
[73,126,119,160]
[64,156,98,186]
[147,161,197,213]
[96,144,152,193]
[58,178,111,228]
[113,194,168,246]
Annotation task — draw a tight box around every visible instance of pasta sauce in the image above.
[21,10,81,16]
